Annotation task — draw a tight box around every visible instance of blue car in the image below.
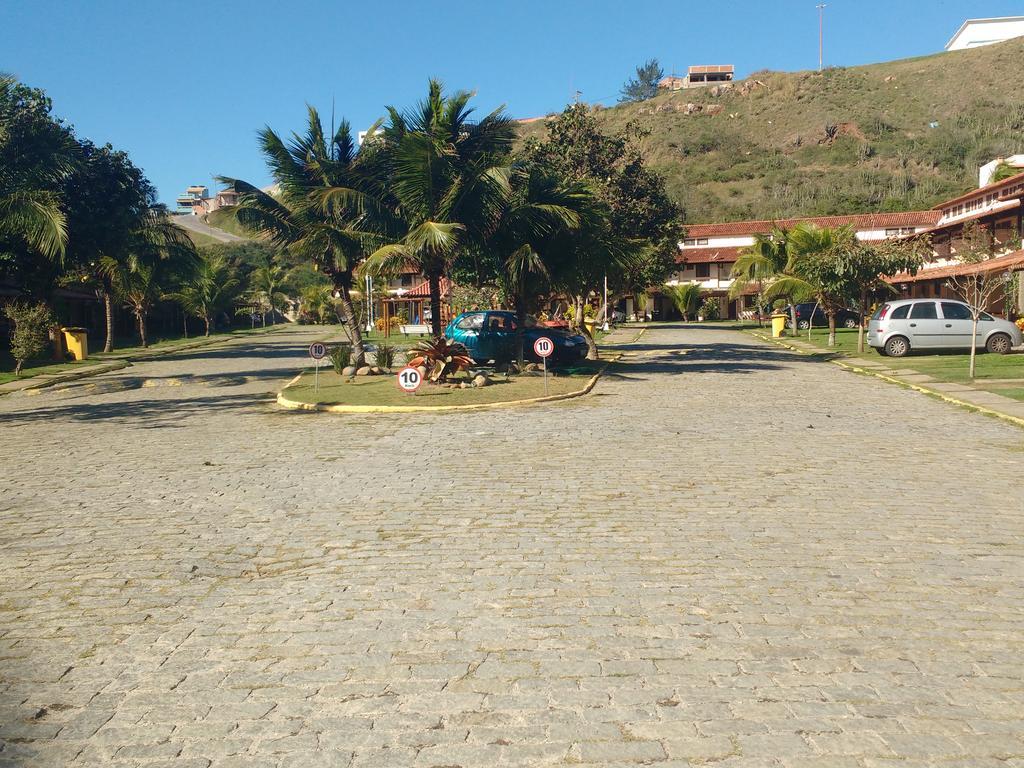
[444,311,588,365]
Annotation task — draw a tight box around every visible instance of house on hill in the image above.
[945,16,1024,51]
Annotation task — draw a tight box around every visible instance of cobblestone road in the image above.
[1,323,1022,768]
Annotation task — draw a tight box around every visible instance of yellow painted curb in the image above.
[275,360,612,414]
[746,329,1024,430]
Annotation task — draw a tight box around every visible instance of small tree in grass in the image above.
[945,223,1011,379]
[4,301,55,374]
[832,238,927,353]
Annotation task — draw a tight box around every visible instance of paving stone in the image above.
[1,324,1022,767]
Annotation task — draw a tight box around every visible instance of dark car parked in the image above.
[786,303,861,330]
[445,311,587,365]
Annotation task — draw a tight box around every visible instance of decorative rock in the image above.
[459,382,469,389]
[355,366,371,376]
[370,366,382,375]
[341,366,356,377]
[473,374,489,388]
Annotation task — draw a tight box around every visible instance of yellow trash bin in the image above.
[770,313,787,338]
[62,327,89,360]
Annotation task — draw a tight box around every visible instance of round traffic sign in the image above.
[309,342,327,360]
[533,336,555,359]
[396,366,423,393]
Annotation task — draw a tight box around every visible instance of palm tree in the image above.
[663,283,701,321]
[491,167,589,366]
[0,75,72,264]
[729,227,789,326]
[763,223,857,346]
[363,79,516,338]
[247,256,289,325]
[166,255,240,337]
[221,107,387,365]
[96,206,196,350]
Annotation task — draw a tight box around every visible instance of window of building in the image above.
[695,263,710,278]
[683,237,709,246]
[400,274,414,287]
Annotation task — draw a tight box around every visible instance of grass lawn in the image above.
[770,327,1024,401]
[282,362,602,408]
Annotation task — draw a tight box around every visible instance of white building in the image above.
[945,16,1024,51]
[660,212,941,320]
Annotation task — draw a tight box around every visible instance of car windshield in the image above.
[455,314,483,331]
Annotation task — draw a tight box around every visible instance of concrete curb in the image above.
[746,329,1024,430]
[13,361,132,393]
[276,360,612,414]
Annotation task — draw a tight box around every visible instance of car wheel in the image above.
[843,317,859,329]
[797,319,810,330]
[884,336,910,358]
[986,332,1012,355]
[876,345,888,356]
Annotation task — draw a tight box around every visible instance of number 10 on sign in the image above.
[533,336,553,395]
[396,366,423,394]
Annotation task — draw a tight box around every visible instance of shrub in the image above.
[4,302,56,375]
[374,343,397,370]
[374,316,402,332]
[329,344,352,374]
[407,337,472,382]
[699,297,721,321]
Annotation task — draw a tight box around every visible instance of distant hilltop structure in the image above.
[658,65,734,92]
[945,16,1024,51]
[175,185,239,216]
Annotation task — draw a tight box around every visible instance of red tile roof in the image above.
[888,248,1024,283]
[933,170,1024,210]
[685,211,941,239]
[676,246,742,264]
[402,277,452,298]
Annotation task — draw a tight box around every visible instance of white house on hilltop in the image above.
[945,16,1024,51]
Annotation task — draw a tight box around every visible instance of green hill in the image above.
[518,39,1024,223]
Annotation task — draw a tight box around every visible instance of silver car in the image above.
[867,298,1022,357]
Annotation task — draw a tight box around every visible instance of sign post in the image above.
[309,342,327,392]
[533,336,554,395]
[396,365,423,395]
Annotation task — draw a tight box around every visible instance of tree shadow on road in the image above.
[0,392,273,428]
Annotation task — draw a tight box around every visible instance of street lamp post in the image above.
[817,3,827,72]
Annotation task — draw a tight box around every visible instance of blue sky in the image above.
[2,0,1021,205]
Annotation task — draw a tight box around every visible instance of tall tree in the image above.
[0,75,77,288]
[222,107,388,366]
[487,165,589,366]
[166,253,240,337]
[763,224,854,346]
[62,142,166,352]
[364,79,516,338]
[524,103,681,357]
[729,228,790,327]
[619,59,664,103]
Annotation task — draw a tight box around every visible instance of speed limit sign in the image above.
[533,336,554,358]
[309,342,327,360]
[396,366,423,393]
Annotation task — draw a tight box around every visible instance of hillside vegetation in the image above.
[518,39,1024,224]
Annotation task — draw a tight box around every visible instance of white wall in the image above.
[946,18,1024,50]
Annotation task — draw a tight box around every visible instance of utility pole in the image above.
[817,3,827,72]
